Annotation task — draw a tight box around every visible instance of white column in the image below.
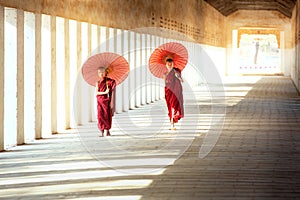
[64,18,70,129]
[0,5,4,151]
[123,30,129,112]
[97,25,101,53]
[51,16,57,133]
[91,24,98,122]
[146,34,151,104]
[75,21,82,125]
[159,37,165,99]
[141,34,146,105]
[41,14,51,137]
[129,31,136,109]
[99,26,106,52]
[88,23,92,55]
[115,28,123,113]
[228,29,238,75]
[81,22,89,124]
[280,31,286,75]
[17,9,24,145]
[24,11,35,142]
[69,19,77,128]
[107,27,115,49]
[56,17,65,132]
[156,37,161,101]
[87,23,92,122]
[151,35,156,103]
[91,26,98,60]
[4,7,17,147]
[106,27,110,51]
[135,33,141,107]
[35,13,42,139]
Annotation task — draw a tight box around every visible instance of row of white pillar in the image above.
[1,6,205,151]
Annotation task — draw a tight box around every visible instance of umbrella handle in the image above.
[174,71,184,82]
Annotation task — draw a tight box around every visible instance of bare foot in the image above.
[169,123,176,130]
[99,130,104,137]
[106,130,111,136]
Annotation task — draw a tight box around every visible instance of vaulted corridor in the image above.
[1,0,300,199]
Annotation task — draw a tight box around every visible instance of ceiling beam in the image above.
[203,0,296,18]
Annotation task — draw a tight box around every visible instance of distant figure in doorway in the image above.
[254,41,259,64]
[163,58,184,130]
[95,67,116,137]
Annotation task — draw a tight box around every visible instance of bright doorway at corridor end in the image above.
[238,31,280,75]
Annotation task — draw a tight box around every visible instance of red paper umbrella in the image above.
[82,52,129,86]
[149,42,188,78]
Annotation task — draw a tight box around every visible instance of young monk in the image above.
[95,67,116,137]
[163,58,184,130]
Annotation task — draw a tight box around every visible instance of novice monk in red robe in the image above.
[95,67,116,137]
[163,58,184,130]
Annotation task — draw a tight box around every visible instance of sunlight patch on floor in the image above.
[65,196,142,200]
[0,179,152,199]
[0,168,162,186]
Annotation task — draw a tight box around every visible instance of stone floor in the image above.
[0,76,300,200]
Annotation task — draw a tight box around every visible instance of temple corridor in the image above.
[1,0,300,199]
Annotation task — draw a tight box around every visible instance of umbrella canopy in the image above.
[81,52,129,86]
[148,42,188,78]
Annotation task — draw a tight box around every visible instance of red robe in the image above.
[96,77,116,130]
[165,68,184,123]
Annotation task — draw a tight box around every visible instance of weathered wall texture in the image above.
[0,0,226,47]
[292,0,300,46]
[290,0,300,89]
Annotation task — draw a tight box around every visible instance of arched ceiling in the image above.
[203,0,297,18]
